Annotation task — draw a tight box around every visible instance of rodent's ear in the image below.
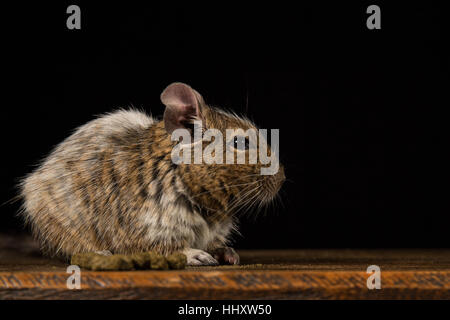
[161,82,204,134]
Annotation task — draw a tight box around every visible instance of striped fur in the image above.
[20,104,284,259]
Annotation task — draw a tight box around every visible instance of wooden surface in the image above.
[1,234,449,299]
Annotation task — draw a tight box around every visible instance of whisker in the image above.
[225,184,261,216]
[212,183,260,223]
[239,185,263,218]
[226,184,260,215]
[191,179,260,199]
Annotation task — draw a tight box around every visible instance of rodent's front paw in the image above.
[210,247,240,265]
[182,248,219,266]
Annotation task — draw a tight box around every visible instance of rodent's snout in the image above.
[263,165,285,200]
[275,165,286,191]
[277,165,286,184]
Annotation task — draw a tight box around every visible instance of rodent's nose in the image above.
[279,164,286,181]
[271,164,285,193]
[262,164,285,197]
[277,165,286,183]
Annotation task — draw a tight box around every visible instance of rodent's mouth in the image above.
[247,172,284,210]
[259,185,281,205]
[262,166,285,200]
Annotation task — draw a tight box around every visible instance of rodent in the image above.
[19,82,285,265]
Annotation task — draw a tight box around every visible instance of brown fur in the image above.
[19,85,285,260]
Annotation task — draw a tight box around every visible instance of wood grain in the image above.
[1,270,449,299]
[1,234,449,299]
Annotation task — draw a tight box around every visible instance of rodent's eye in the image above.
[233,136,250,150]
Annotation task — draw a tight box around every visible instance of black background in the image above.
[2,1,449,248]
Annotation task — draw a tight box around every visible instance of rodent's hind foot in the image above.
[95,250,113,256]
[182,248,219,266]
[210,247,240,265]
